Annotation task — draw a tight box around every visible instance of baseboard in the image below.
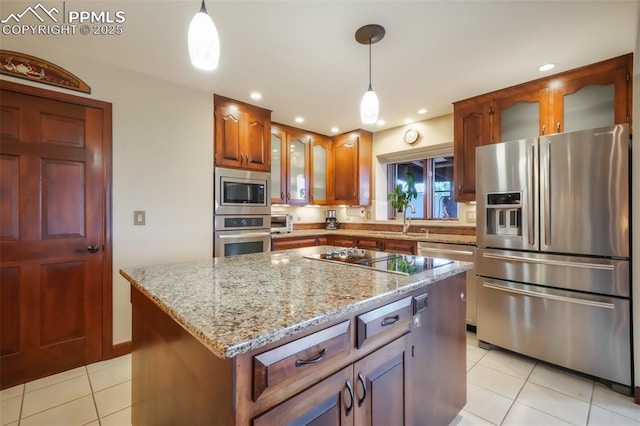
[635,386,640,405]
[111,340,132,358]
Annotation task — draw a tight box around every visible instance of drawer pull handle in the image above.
[345,379,354,416]
[357,372,367,406]
[380,315,400,327]
[295,348,326,367]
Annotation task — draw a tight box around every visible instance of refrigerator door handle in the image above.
[544,140,551,246]
[528,144,535,246]
[482,252,615,271]
[482,282,615,309]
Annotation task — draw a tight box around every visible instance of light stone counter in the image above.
[272,229,476,245]
[120,246,473,360]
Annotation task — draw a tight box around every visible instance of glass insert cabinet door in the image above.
[312,143,327,203]
[287,136,307,203]
[270,132,284,203]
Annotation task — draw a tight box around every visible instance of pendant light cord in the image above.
[368,39,373,91]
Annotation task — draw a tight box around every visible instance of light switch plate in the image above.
[134,210,146,226]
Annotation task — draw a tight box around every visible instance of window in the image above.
[387,156,458,220]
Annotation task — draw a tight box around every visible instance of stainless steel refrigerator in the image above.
[475,124,631,392]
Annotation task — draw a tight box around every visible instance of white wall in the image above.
[0,41,214,344]
[372,116,476,226]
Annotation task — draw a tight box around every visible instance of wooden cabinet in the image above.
[271,123,310,205]
[332,130,372,206]
[381,239,416,255]
[326,236,416,255]
[214,94,271,172]
[453,53,632,202]
[310,136,332,205]
[271,236,327,251]
[453,98,491,202]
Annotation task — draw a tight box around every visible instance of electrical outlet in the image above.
[366,210,371,220]
[465,210,476,223]
[134,210,146,226]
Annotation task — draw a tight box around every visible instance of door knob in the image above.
[87,245,99,253]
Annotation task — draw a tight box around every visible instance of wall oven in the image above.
[214,167,270,215]
[214,215,271,257]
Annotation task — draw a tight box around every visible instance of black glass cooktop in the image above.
[303,248,453,276]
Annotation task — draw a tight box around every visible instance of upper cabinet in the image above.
[453,53,632,202]
[332,130,372,206]
[214,94,271,172]
[271,123,315,205]
[310,136,331,205]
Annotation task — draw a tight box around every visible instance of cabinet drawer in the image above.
[253,320,351,401]
[356,297,412,348]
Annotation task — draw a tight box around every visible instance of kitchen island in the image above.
[120,246,473,425]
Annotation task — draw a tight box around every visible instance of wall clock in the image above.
[404,128,420,144]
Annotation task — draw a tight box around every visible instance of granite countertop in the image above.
[120,246,473,360]
[272,229,476,245]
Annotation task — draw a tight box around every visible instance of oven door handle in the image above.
[482,252,615,271]
[482,282,615,309]
[217,232,271,239]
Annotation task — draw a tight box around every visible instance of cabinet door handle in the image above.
[556,122,561,133]
[357,372,367,407]
[380,315,400,327]
[541,124,546,135]
[287,192,291,201]
[294,348,326,367]
[345,379,354,416]
[280,192,285,201]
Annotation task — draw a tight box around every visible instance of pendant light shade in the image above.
[360,86,379,124]
[188,0,220,71]
[355,24,385,125]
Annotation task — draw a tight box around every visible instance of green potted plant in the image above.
[387,172,418,216]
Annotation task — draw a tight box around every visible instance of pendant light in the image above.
[355,24,385,124]
[188,0,220,71]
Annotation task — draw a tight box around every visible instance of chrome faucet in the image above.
[402,204,416,234]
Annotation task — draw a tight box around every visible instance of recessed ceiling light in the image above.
[250,91,262,100]
[330,127,339,133]
[295,117,304,123]
[417,108,427,114]
[404,118,413,124]
[538,63,555,72]
[376,120,385,126]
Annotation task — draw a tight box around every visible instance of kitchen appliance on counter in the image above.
[325,209,339,230]
[304,247,452,276]
[214,167,271,257]
[271,213,293,234]
[475,124,631,392]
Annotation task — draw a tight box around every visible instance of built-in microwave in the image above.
[214,167,270,215]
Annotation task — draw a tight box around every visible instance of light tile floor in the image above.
[1,333,639,425]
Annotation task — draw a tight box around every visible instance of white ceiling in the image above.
[2,0,638,135]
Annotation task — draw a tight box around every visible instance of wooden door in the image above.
[332,134,358,205]
[252,366,354,426]
[353,335,411,426]
[0,82,111,389]
[453,98,491,202]
[244,110,270,172]
[214,103,244,169]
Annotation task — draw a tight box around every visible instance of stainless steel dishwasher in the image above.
[417,242,477,327]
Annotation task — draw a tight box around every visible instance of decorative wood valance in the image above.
[0,50,90,93]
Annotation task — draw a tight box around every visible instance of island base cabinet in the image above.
[252,335,412,426]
